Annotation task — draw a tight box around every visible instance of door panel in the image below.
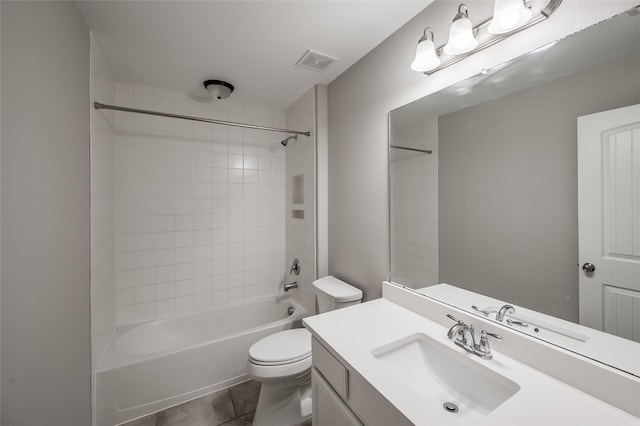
[578,104,640,342]
[603,285,640,342]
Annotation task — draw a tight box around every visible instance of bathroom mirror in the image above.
[389,8,640,376]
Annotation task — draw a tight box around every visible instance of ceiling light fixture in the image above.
[204,80,234,100]
[411,0,562,76]
[488,0,532,34]
[444,4,478,55]
[411,27,441,72]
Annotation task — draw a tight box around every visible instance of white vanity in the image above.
[303,282,640,425]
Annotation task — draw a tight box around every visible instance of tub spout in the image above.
[284,281,298,292]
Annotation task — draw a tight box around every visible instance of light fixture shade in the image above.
[411,33,441,72]
[443,7,478,55]
[204,80,234,100]
[488,0,532,34]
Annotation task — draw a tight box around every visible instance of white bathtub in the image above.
[96,294,307,426]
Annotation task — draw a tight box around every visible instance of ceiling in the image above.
[76,1,432,110]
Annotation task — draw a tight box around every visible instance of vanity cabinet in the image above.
[312,369,361,426]
[311,337,412,426]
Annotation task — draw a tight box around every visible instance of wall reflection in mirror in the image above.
[389,8,640,376]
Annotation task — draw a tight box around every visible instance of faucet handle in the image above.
[483,331,502,341]
[446,314,464,324]
[289,258,300,276]
[476,330,502,360]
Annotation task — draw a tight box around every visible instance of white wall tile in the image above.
[117,306,134,325]
[134,285,155,304]
[133,302,155,322]
[155,299,176,318]
[114,84,286,324]
[175,295,195,314]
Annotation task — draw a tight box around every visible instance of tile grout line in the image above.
[227,388,239,424]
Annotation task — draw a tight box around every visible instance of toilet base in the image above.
[252,376,312,426]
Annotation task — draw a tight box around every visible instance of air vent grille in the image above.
[295,50,338,72]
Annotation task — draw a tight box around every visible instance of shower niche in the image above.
[292,174,305,219]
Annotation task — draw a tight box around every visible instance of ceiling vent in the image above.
[295,50,338,72]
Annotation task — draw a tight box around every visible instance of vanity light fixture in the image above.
[443,4,478,55]
[411,27,441,72]
[488,0,532,34]
[411,0,562,76]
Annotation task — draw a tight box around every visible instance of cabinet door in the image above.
[312,368,362,426]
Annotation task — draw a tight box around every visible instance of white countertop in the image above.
[304,298,640,425]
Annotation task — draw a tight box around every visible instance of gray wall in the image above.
[327,1,636,301]
[438,53,640,322]
[1,2,91,424]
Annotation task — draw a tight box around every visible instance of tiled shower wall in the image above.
[114,84,286,324]
[284,87,317,313]
[389,116,438,289]
[90,35,116,370]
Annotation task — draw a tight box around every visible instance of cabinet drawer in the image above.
[312,338,348,399]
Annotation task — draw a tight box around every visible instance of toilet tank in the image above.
[312,276,363,314]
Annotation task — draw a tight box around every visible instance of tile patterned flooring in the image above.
[122,380,261,426]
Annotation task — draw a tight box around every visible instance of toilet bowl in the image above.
[248,328,313,426]
[247,276,362,426]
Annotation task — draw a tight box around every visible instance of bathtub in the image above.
[95,294,307,426]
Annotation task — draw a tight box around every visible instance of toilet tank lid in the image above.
[312,276,363,302]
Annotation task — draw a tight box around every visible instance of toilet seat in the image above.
[249,328,311,366]
[248,354,312,381]
[248,328,312,382]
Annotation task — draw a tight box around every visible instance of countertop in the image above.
[303,298,640,425]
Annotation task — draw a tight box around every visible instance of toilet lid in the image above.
[249,328,312,365]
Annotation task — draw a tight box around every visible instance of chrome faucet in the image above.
[476,330,502,359]
[284,281,298,292]
[496,304,515,321]
[446,314,502,360]
[447,316,476,352]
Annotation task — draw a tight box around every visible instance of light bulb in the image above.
[411,28,441,72]
[443,5,478,55]
[488,0,532,34]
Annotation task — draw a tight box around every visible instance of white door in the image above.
[578,104,640,342]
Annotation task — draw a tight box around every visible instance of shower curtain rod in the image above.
[390,145,432,154]
[94,102,311,137]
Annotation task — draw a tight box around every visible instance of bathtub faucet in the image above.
[284,281,298,292]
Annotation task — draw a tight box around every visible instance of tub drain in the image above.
[443,402,459,413]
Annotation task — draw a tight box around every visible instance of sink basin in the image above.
[372,333,520,416]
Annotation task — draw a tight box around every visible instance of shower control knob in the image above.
[289,258,300,276]
[582,263,596,273]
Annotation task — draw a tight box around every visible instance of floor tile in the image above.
[122,414,157,426]
[218,412,254,426]
[155,389,235,426]
[229,380,261,417]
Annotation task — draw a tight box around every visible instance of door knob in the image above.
[582,263,596,273]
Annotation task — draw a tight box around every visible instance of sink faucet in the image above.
[446,314,502,360]
[496,304,515,321]
[447,317,476,352]
[284,281,298,292]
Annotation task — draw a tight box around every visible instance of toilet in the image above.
[247,276,363,426]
